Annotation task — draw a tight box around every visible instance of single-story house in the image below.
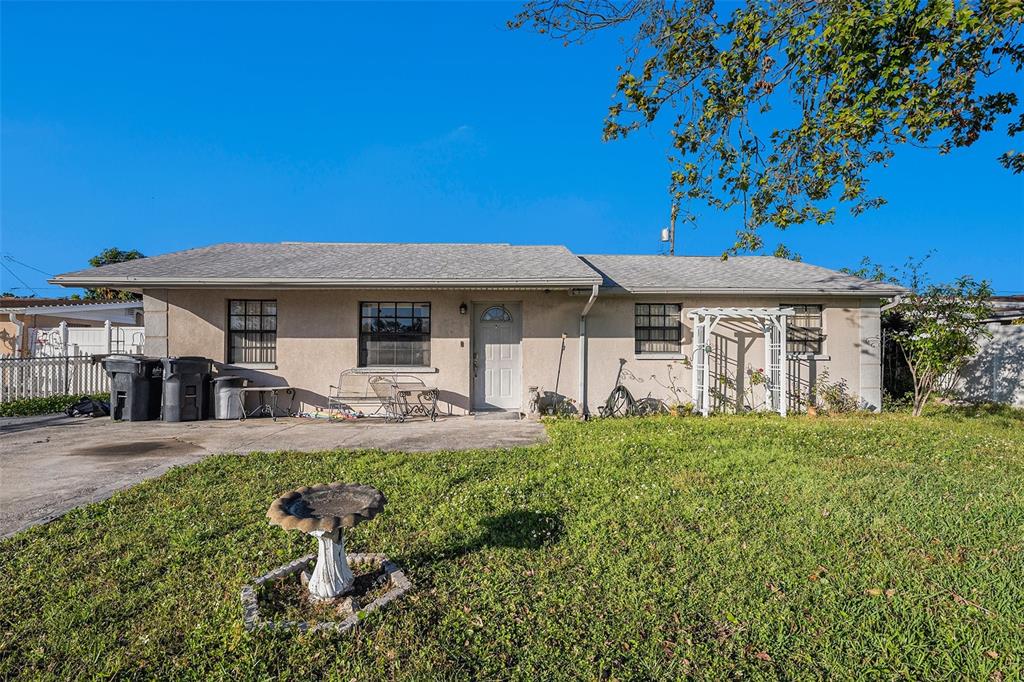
[50,242,904,415]
[0,297,145,357]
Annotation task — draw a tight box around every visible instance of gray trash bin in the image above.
[101,355,163,421]
[212,375,248,420]
[161,356,213,422]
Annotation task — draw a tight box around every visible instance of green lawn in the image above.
[2,408,1023,680]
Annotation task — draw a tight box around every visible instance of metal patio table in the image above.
[392,382,439,422]
[238,386,296,421]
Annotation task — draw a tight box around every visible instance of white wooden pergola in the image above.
[689,307,794,417]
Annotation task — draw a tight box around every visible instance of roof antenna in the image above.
[660,200,679,256]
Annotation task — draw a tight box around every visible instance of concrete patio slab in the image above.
[0,414,546,539]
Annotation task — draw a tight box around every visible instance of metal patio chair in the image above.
[369,375,405,423]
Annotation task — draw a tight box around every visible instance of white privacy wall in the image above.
[958,323,1024,407]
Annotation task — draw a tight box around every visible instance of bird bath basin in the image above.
[267,483,386,600]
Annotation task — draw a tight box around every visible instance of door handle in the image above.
[473,352,478,378]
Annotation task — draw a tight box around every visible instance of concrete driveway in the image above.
[0,413,546,538]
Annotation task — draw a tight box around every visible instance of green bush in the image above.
[0,393,110,417]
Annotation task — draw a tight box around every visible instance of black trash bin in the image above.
[101,355,163,421]
[161,356,213,422]
[212,376,248,420]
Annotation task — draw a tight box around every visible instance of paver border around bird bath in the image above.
[240,552,413,633]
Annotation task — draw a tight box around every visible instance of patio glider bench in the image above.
[327,369,384,420]
[329,370,439,422]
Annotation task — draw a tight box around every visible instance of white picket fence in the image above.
[0,354,109,402]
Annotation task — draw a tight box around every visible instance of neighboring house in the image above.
[50,242,904,415]
[0,297,145,357]
[958,296,1024,407]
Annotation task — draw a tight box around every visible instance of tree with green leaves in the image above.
[85,247,145,301]
[512,0,1023,252]
[888,277,993,415]
[842,254,994,414]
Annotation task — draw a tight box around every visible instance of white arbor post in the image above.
[765,315,782,413]
[104,320,112,354]
[692,320,705,414]
[779,313,788,416]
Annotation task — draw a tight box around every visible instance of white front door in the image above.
[473,303,522,410]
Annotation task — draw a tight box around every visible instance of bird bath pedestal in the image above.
[266,483,386,601]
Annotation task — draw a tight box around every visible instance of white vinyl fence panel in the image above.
[0,354,109,402]
[29,325,145,357]
[958,323,1024,407]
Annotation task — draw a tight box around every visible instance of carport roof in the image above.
[51,242,604,289]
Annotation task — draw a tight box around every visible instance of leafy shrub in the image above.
[882,389,915,412]
[817,376,858,413]
[806,370,859,413]
[0,393,110,418]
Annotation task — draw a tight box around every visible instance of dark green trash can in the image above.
[101,355,163,421]
[161,356,213,422]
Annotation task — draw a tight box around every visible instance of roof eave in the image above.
[49,276,603,289]
[0,301,144,314]
[599,286,907,297]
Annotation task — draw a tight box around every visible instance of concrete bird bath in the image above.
[267,483,386,600]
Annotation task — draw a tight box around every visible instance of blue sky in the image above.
[2,1,1022,296]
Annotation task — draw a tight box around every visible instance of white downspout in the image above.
[578,284,600,417]
[8,313,25,357]
[880,294,904,312]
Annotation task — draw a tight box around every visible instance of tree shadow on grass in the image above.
[398,510,565,573]
[476,510,564,551]
[928,402,1024,422]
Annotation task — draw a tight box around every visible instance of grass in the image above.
[2,408,1023,680]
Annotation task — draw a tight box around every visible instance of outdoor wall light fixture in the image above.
[459,303,468,315]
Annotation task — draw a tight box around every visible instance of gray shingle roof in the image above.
[52,242,603,288]
[580,255,906,296]
[51,242,904,296]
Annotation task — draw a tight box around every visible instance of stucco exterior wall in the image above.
[147,288,882,415]
[583,295,874,413]
[148,288,584,415]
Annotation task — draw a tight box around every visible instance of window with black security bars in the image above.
[784,304,824,354]
[228,300,277,364]
[635,303,682,354]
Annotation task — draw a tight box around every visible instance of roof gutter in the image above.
[578,284,599,418]
[49,277,603,290]
[598,286,908,297]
